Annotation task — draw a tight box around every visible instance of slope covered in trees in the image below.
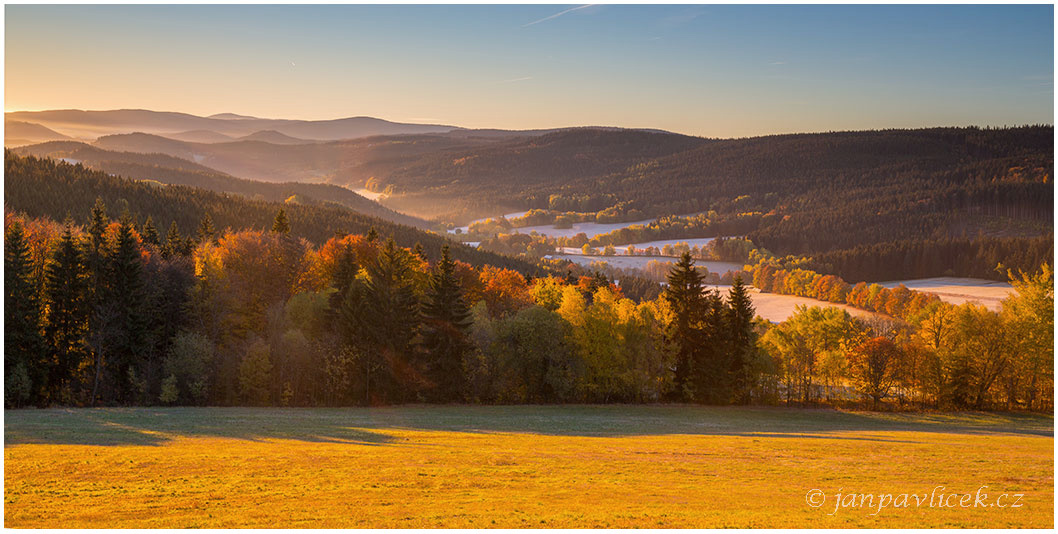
[3,152,533,273]
[11,142,430,229]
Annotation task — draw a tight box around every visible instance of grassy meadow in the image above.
[4,406,1053,528]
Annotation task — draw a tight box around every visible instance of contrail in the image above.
[523,4,594,27]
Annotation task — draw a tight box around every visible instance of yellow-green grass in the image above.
[4,406,1053,528]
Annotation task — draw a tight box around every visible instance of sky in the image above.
[4,4,1054,138]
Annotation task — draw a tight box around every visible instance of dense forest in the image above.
[11,142,430,229]
[15,125,1051,281]
[4,152,534,274]
[5,202,1051,411]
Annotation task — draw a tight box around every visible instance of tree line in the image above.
[6,202,1051,411]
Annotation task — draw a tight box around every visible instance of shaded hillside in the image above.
[90,132,503,183]
[4,152,538,274]
[4,120,73,146]
[11,142,431,229]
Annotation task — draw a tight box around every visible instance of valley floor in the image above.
[4,406,1052,528]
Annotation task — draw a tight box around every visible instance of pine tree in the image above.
[272,209,290,234]
[102,213,150,403]
[43,221,89,402]
[663,252,706,401]
[198,213,217,244]
[85,197,109,285]
[366,226,378,242]
[164,221,183,259]
[692,288,728,403]
[328,243,359,315]
[340,238,422,403]
[141,216,159,246]
[422,245,473,401]
[84,198,109,405]
[726,275,758,403]
[5,221,47,407]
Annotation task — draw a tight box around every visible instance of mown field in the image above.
[4,406,1053,528]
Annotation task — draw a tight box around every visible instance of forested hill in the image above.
[3,152,539,274]
[11,141,431,229]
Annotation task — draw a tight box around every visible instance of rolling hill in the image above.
[10,141,431,229]
[4,120,74,146]
[3,151,538,274]
[4,109,459,141]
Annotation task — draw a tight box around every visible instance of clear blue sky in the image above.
[5,4,1054,137]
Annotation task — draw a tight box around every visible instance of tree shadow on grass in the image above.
[3,405,1052,447]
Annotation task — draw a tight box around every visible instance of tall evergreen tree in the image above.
[141,216,159,247]
[692,288,728,403]
[5,221,47,407]
[43,221,89,402]
[726,275,758,403]
[663,252,706,401]
[101,213,150,403]
[272,209,291,234]
[328,243,359,315]
[421,245,473,401]
[198,213,217,244]
[164,221,183,259]
[340,238,422,404]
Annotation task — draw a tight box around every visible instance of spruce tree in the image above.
[726,275,757,403]
[103,213,150,403]
[328,244,359,315]
[340,238,421,403]
[272,209,290,234]
[164,221,182,259]
[422,245,473,401]
[663,252,706,401]
[5,221,47,406]
[141,216,159,247]
[43,221,89,402]
[85,197,109,286]
[198,213,217,244]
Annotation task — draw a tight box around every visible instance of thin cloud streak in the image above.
[523,5,593,27]
[498,76,533,84]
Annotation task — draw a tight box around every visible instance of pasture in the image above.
[879,277,1014,312]
[554,254,742,274]
[703,285,885,323]
[4,406,1051,528]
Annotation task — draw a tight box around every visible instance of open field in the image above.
[879,277,1014,312]
[705,285,883,323]
[4,406,1052,528]
[555,255,742,274]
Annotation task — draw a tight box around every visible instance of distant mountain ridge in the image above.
[5,109,460,142]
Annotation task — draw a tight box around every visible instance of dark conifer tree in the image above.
[102,213,150,403]
[328,244,359,315]
[725,275,757,403]
[421,245,473,401]
[272,209,291,234]
[198,213,217,244]
[366,226,379,242]
[164,221,183,259]
[141,216,159,247]
[340,239,421,404]
[5,221,47,407]
[43,221,89,402]
[663,252,706,401]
